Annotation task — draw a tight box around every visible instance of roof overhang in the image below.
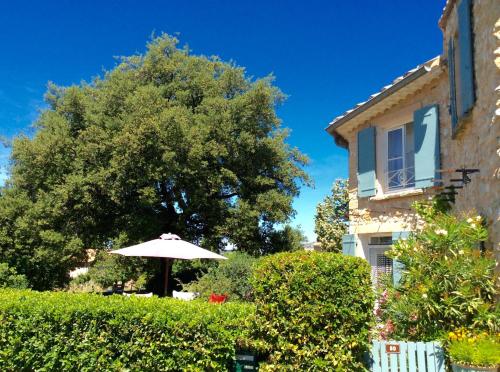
[325,56,443,148]
[438,0,457,29]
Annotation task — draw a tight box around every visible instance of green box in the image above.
[234,351,258,371]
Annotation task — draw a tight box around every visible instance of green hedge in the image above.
[0,253,376,370]
[0,289,254,371]
[251,251,374,371]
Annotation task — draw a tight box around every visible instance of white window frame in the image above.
[385,125,414,193]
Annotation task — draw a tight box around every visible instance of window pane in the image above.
[369,236,393,245]
[387,127,407,190]
[388,128,403,159]
[372,251,393,287]
[388,158,403,188]
[377,254,393,276]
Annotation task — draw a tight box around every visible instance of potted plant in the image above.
[448,333,499,372]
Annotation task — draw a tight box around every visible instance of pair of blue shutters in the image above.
[357,105,440,197]
[449,0,475,132]
[342,231,409,286]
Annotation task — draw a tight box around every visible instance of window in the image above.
[386,123,415,191]
[369,236,393,287]
[369,236,393,245]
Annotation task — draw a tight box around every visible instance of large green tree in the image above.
[0,35,309,289]
[314,179,349,252]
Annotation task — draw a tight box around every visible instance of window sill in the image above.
[370,188,423,201]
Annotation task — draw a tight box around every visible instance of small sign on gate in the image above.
[385,344,400,353]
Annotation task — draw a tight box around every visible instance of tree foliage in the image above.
[83,252,151,289]
[314,179,348,252]
[0,34,309,289]
[0,263,28,289]
[182,251,257,301]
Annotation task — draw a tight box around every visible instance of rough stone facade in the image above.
[333,0,499,257]
[345,78,449,237]
[440,0,500,253]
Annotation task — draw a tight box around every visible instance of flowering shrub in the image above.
[379,200,498,341]
[447,330,500,367]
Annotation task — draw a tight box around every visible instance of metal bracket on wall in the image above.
[434,168,479,205]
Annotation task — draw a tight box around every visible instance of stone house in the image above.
[326,0,499,285]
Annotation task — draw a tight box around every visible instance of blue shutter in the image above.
[342,234,356,256]
[392,231,410,286]
[357,127,376,197]
[448,38,458,133]
[414,105,440,188]
[458,0,475,117]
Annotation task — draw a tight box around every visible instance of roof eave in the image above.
[325,65,429,135]
[438,0,457,29]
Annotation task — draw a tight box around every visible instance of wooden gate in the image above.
[368,340,446,372]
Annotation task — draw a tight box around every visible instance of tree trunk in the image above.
[161,258,173,297]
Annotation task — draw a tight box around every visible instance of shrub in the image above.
[0,263,28,289]
[84,251,151,289]
[447,332,500,367]
[183,251,257,301]
[171,258,218,292]
[380,202,498,341]
[250,251,374,371]
[67,275,104,293]
[0,289,254,371]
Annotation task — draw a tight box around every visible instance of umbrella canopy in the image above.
[109,233,226,297]
[110,233,227,260]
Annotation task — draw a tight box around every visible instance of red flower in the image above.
[385,319,394,334]
[379,290,389,305]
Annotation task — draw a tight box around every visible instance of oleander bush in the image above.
[250,251,374,371]
[0,289,254,371]
[379,201,498,341]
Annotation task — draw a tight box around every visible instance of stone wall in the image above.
[345,0,499,255]
[346,77,448,235]
[440,0,500,253]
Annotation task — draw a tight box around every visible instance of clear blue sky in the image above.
[0,0,444,241]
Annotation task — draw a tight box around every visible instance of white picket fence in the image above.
[368,341,446,372]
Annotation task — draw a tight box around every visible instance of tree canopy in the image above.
[0,34,309,289]
[314,179,348,252]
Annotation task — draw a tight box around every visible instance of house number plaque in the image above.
[385,344,400,353]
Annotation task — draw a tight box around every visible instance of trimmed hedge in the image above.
[251,251,374,371]
[0,252,375,370]
[0,289,254,371]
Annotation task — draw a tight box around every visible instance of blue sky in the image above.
[0,0,445,241]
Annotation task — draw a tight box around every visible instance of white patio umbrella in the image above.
[110,233,227,296]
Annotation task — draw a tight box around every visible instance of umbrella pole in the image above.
[163,258,172,297]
